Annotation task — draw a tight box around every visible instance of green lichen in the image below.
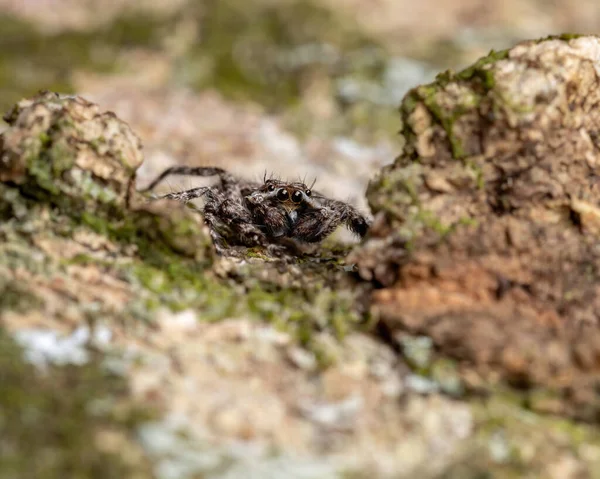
[401,335,433,371]
[431,358,464,396]
[128,259,235,317]
[25,136,71,196]
[9,120,124,213]
[409,84,471,160]
[454,48,509,88]
[423,380,600,477]
[400,48,510,161]
[540,33,585,43]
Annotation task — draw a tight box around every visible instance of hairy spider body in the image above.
[140,166,370,254]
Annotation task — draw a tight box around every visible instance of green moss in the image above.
[11,135,105,213]
[415,84,479,159]
[26,148,63,196]
[455,49,509,88]
[0,329,154,478]
[49,141,76,177]
[367,169,418,231]
[369,163,482,244]
[540,33,585,42]
[400,90,421,118]
[431,358,464,396]
[415,209,452,236]
[129,259,236,318]
[429,381,600,477]
[400,48,511,161]
[401,335,433,370]
[466,158,485,189]
[126,259,358,353]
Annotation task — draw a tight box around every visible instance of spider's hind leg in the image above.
[139,166,237,193]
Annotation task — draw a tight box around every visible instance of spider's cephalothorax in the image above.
[140,166,370,255]
[243,179,312,238]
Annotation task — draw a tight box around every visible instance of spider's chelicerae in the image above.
[140,166,370,255]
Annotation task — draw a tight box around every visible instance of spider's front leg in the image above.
[139,166,238,193]
[292,199,370,243]
[161,186,211,203]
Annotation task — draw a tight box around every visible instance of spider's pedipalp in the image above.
[290,207,337,243]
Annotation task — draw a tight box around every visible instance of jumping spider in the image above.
[140,166,370,255]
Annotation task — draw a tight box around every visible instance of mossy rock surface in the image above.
[2,91,142,202]
[355,35,600,420]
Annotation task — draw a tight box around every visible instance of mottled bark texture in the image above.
[0,91,210,259]
[1,91,143,204]
[353,36,600,418]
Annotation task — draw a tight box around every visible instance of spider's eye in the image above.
[305,189,311,197]
[267,184,275,192]
[277,188,289,201]
[291,191,303,203]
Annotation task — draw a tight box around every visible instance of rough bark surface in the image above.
[354,35,600,418]
[1,91,143,201]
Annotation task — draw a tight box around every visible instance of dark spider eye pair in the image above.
[267,182,311,199]
[267,184,292,200]
[276,189,304,203]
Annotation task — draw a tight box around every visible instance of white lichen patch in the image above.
[14,324,112,369]
[495,37,600,124]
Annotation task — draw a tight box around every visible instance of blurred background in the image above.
[1,0,599,215]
